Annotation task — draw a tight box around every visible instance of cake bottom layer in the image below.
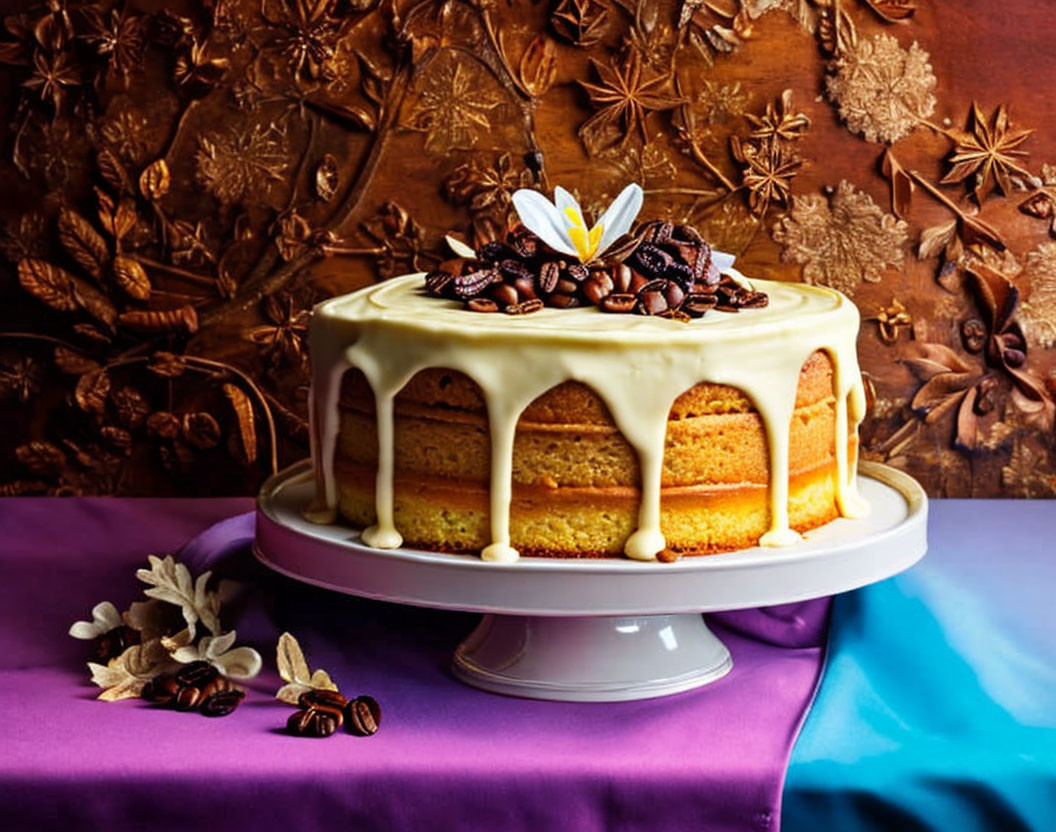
[335,460,842,558]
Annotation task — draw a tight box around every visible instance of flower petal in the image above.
[444,235,476,259]
[712,248,737,274]
[209,630,238,658]
[724,265,753,290]
[553,186,582,224]
[215,645,263,680]
[69,621,103,640]
[511,189,578,257]
[94,601,124,630]
[592,183,644,257]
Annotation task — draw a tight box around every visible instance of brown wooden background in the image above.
[1,0,1054,498]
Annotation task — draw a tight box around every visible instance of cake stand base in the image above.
[255,460,927,702]
[452,613,732,701]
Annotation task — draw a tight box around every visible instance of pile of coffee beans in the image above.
[142,660,246,717]
[424,220,768,319]
[285,689,382,739]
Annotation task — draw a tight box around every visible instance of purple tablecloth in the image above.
[0,498,828,832]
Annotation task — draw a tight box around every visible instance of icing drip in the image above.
[481,392,529,563]
[305,272,868,561]
[361,391,403,550]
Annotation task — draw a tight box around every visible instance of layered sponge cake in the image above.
[333,352,852,558]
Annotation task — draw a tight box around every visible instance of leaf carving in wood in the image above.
[58,209,109,280]
[223,383,258,465]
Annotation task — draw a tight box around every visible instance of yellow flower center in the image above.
[564,206,603,261]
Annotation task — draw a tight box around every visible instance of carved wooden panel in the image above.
[1,0,1054,498]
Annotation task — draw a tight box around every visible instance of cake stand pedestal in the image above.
[254,460,926,702]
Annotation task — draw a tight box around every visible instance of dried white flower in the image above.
[136,554,220,639]
[172,630,262,680]
[275,631,339,705]
[69,601,123,640]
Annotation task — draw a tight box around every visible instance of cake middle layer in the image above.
[334,352,852,557]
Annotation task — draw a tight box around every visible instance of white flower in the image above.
[511,183,644,262]
[171,630,262,680]
[69,601,123,640]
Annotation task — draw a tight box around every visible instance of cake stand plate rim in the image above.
[252,459,927,616]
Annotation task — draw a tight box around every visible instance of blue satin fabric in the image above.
[784,500,1056,831]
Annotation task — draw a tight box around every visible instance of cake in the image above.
[305,184,868,562]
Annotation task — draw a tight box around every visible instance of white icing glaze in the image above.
[305,270,867,561]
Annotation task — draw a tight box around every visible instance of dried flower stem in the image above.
[132,256,217,289]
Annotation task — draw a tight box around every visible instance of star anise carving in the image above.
[577,49,682,155]
[264,0,350,85]
[82,9,145,83]
[22,49,81,113]
[941,103,1033,203]
[734,137,801,216]
[744,89,810,144]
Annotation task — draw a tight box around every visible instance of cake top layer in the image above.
[313,271,856,347]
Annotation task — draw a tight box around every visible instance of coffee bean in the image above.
[287,708,340,738]
[665,261,694,291]
[741,292,769,309]
[631,243,673,277]
[636,278,668,296]
[665,282,685,309]
[299,689,349,710]
[583,276,614,305]
[200,688,245,717]
[512,275,537,300]
[600,235,640,264]
[452,268,498,299]
[478,241,512,263]
[613,263,633,293]
[499,259,533,282]
[601,293,637,313]
[537,261,560,293]
[548,293,580,308]
[554,278,578,295]
[176,661,218,688]
[175,684,202,711]
[714,304,739,313]
[565,264,589,283]
[345,696,381,736]
[638,290,668,316]
[425,271,454,297]
[197,675,234,700]
[467,298,499,313]
[629,272,650,294]
[509,228,540,259]
[490,283,519,308]
[683,293,718,317]
[142,674,180,705]
[505,298,544,315]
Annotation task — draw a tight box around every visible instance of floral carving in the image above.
[826,33,936,144]
[772,180,908,295]
[1019,243,1056,349]
[404,53,503,152]
[195,124,289,205]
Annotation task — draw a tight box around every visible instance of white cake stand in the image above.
[254,460,926,702]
